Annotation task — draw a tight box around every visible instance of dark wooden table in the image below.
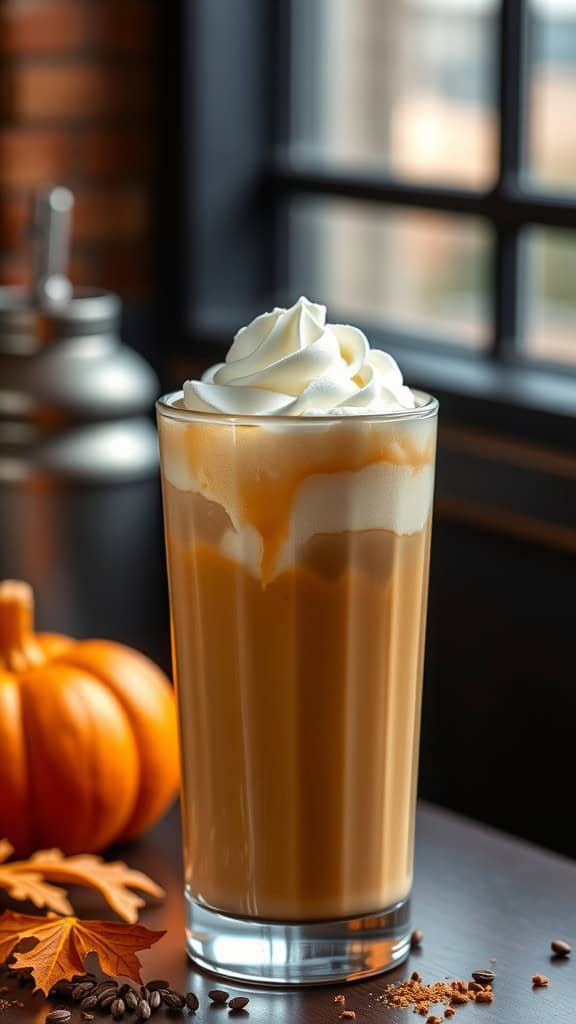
[2,802,574,1024]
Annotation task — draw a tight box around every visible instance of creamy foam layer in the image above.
[218,462,433,577]
[161,415,434,580]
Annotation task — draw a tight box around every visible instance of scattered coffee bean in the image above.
[185,993,199,1012]
[94,982,119,998]
[334,994,345,1005]
[100,994,118,1011]
[73,982,96,1002]
[140,988,151,1003]
[339,1012,355,1021]
[146,980,170,992]
[444,1010,455,1019]
[125,992,139,1011]
[161,990,186,1011]
[410,929,423,949]
[411,970,422,982]
[111,998,125,1019]
[46,1012,72,1024]
[531,974,549,987]
[208,990,229,1004]
[228,997,249,1011]
[81,995,99,1011]
[551,939,571,957]
[137,1001,151,1021]
[427,1017,443,1024]
[81,1014,95,1022]
[149,990,162,1010]
[475,990,494,1004]
[471,970,495,985]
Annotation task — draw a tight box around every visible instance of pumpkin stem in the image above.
[0,580,45,672]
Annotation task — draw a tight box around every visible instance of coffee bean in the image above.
[228,996,249,1010]
[471,970,495,985]
[46,1012,72,1024]
[140,988,151,1003]
[93,982,119,998]
[81,995,99,1011]
[551,939,571,957]
[148,991,161,1011]
[185,993,199,1012]
[100,994,118,1011]
[73,982,96,1002]
[208,990,229,1004]
[125,992,139,1011]
[112,999,125,1019]
[81,1014,95,1022]
[118,985,132,998]
[531,974,549,987]
[137,1001,151,1021]
[410,929,423,949]
[161,990,185,1010]
[146,980,170,992]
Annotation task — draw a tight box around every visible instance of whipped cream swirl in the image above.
[183,297,416,416]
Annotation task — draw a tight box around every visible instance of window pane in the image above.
[290,0,498,188]
[524,228,576,364]
[527,0,576,191]
[288,198,491,348]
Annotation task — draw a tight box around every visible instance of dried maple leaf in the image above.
[0,843,72,917]
[0,843,164,923]
[0,911,165,993]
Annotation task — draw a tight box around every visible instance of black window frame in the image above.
[173,0,576,448]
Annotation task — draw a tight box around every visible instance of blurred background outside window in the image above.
[287,0,576,365]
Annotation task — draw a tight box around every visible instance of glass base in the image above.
[185,889,411,985]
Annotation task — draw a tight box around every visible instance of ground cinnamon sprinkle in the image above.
[380,974,494,1015]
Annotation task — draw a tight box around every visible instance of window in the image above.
[182,0,576,431]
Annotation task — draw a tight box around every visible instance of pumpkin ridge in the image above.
[55,641,179,841]
[67,673,140,851]
[16,672,43,855]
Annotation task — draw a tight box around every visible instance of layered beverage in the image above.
[157,298,437,983]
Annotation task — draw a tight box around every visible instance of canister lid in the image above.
[0,286,121,342]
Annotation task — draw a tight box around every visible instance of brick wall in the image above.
[0,0,157,298]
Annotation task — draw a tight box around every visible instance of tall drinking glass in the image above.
[157,393,437,985]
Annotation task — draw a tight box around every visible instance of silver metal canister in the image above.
[0,187,165,651]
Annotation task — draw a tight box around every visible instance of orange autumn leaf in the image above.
[0,911,165,993]
[0,842,164,923]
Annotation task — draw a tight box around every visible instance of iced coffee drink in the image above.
[157,297,437,984]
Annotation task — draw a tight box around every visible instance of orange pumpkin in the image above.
[0,579,179,856]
